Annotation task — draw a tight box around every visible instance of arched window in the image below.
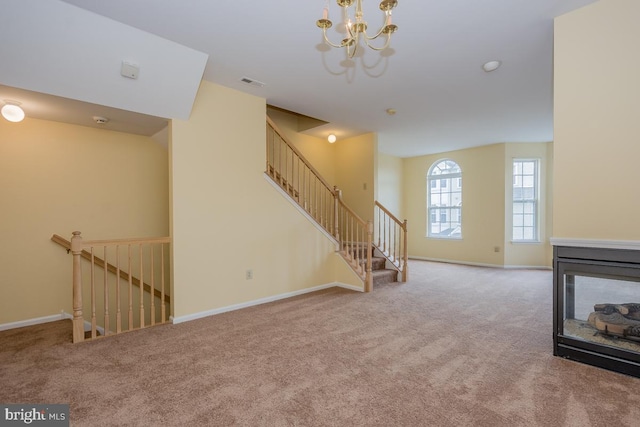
[427,159,462,238]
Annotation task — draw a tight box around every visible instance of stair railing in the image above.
[374,201,408,282]
[266,117,373,291]
[64,231,171,343]
[266,117,337,234]
[336,189,374,292]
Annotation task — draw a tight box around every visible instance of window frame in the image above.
[427,159,462,240]
[512,158,540,243]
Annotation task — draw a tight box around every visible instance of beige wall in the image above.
[377,152,404,219]
[334,133,377,221]
[170,81,361,319]
[404,144,506,266]
[554,0,640,240]
[0,118,169,324]
[404,142,553,267]
[503,143,553,267]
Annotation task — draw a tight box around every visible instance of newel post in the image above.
[365,220,373,293]
[333,186,340,241]
[402,219,408,282]
[71,231,84,343]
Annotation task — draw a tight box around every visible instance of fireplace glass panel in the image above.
[562,273,640,355]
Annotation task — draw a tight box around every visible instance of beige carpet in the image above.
[1,260,639,426]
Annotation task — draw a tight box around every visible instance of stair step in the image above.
[372,269,398,286]
[356,256,386,270]
[343,246,400,286]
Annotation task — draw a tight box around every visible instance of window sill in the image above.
[510,240,542,245]
[427,236,463,241]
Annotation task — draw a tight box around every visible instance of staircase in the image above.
[267,116,407,290]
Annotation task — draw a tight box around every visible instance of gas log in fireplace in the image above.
[553,244,640,377]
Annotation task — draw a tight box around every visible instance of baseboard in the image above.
[0,311,110,336]
[171,282,362,325]
[409,256,550,270]
[0,311,69,332]
[334,282,365,292]
[503,264,552,270]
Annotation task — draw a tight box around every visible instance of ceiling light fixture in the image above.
[316,0,398,58]
[1,101,25,123]
[482,60,501,72]
[328,134,337,143]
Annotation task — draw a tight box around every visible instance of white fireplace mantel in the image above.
[550,238,640,251]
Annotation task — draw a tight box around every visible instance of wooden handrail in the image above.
[337,199,368,228]
[267,116,335,194]
[375,201,407,231]
[373,201,408,282]
[51,234,170,304]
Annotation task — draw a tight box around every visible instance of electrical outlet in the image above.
[246,269,253,280]
[494,246,500,253]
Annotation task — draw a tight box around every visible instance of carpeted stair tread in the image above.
[371,256,386,270]
[348,247,400,286]
[372,268,398,286]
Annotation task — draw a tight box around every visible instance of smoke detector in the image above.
[93,116,109,124]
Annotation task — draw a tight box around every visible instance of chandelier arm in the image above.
[363,32,392,51]
[347,42,357,58]
[322,28,349,49]
[363,27,386,41]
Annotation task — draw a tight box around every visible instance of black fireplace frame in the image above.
[553,245,640,378]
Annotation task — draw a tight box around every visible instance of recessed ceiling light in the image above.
[482,60,501,72]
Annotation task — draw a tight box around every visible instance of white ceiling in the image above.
[7,0,597,158]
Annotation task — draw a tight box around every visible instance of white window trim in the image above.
[512,158,540,243]
[427,159,462,240]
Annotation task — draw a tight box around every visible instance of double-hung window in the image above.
[512,159,539,242]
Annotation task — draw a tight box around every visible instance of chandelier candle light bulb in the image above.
[317,0,398,58]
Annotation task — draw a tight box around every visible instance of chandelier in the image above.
[316,0,398,58]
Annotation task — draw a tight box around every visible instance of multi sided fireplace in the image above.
[553,244,640,378]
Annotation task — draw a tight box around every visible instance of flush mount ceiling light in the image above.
[317,0,399,59]
[386,108,396,116]
[482,60,502,72]
[1,101,25,123]
[328,134,337,143]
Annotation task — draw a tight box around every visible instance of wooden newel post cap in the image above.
[71,231,83,253]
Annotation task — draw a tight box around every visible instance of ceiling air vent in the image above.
[240,77,265,88]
